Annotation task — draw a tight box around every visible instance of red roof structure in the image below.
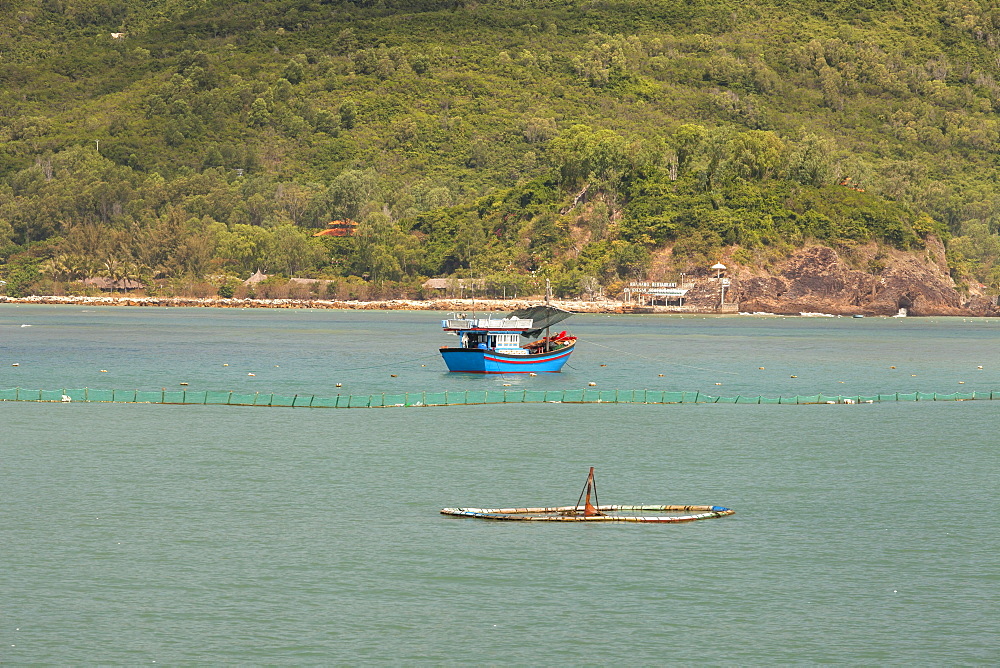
[313,220,358,237]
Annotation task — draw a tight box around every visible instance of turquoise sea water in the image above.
[1,305,998,664]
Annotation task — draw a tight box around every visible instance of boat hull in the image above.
[440,343,575,373]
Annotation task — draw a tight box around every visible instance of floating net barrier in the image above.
[1,387,997,407]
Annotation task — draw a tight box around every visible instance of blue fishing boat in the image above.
[439,305,576,373]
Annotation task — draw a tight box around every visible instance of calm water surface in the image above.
[1,305,997,664]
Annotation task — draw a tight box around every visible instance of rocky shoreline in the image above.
[4,240,999,316]
[0,294,628,313]
[1,289,997,316]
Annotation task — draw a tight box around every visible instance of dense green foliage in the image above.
[2,0,1000,297]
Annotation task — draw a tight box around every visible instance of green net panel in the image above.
[205,391,231,405]
[229,392,255,405]
[309,395,337,408]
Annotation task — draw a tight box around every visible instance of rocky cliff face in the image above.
[686,240,1000,316]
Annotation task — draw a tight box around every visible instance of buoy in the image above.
[588,382,597,386]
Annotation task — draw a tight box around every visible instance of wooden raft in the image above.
[441,468,735,523]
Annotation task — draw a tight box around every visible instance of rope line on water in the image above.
[579,340,740,375]
[335,353,441,372]
[2,387,996,408]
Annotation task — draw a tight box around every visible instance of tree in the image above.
[673,124,708,175]
[453,213,486,267]
[283,56,307,85]
[339,100,357,129]
[325,169,380,221]
[270,225,322,276]
[727,131,786,182]
[352,213,421,282]
[2,260,40,297]
[787,134,833,187]
[248,98,270,127]
[216,224,273,274]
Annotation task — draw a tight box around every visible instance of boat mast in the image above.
[544,278,551,352]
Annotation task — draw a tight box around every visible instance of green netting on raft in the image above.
[206,391,231,404]
[522,390,546,403]
[421,392,445,405]
[4,387,1000,407]
[226,392,254,405]
[307,395,335,407]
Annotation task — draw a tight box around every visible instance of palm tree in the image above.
[101,256,126,292]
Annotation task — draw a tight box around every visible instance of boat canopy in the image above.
[507,305,572,338]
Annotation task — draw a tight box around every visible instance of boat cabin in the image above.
[441,315,533,354]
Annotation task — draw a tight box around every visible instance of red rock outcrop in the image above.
[720,241,999,316]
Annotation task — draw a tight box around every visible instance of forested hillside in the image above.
[2,0,1000,300]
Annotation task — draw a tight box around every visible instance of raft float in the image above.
[441,468,735,523]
